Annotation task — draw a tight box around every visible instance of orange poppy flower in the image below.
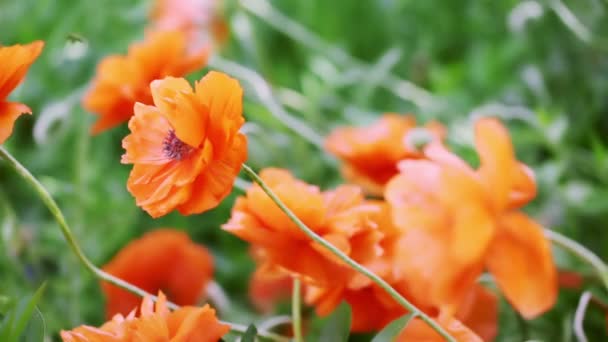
[223,168,383,288]
[303,201,409,332]
[385,117,557,319]
[84,30,208,134]
[325,114,445,196]
[0,41,44,144]
[61,292,230,342]
[102,229,214,318]
[121,72,247,218]
[151,0,229,47]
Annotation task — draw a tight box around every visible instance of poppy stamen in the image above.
[163,130,193,160]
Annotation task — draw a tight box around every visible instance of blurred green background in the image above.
[1,0,608,340]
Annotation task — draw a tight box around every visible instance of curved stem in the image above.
[241,164,455,342]
[573,291,592,342]
[292,278,303,342]
[0,147,288,342]
[544,229,608,290]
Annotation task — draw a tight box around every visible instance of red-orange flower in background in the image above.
[102,229,214,318]
[121,71,247,218]
[325,114,445,196]
[223,168,382,288]
[151,0,229,47]
[84,30,208,134]
[385,117,557,319]
[0,41,44,144]
[61,292,230,342]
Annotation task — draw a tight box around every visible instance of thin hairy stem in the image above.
[544,229,608,290]
[0,147,288,342]
[292,278,303,342]
[241,163,456,342]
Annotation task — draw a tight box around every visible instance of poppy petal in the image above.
[177,133,247,215]
[486,212,557,319]
[0,101,31,144]
[474,117,516,211]
[196,71,244,155]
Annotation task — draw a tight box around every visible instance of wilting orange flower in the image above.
[84,30,208,134]
[223,168,382,287]
[151,0,229,47]
[385,117,557,319]
[61,292,230,342]
[102,229,214,318]
[325,114,445,196]
[121,72,247,218]
[0,41,44,144]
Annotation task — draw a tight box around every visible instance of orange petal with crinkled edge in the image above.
[177,133,247,215]
[264,241,351,287]
[486,212,557,319]
[397,316,483,342]
[121,103,171,165]
[168,306,231,342]
[456,285,498,341]
[223,198,295,249]
[195,71,244,155]
[245,168,326,239]
[0,41,44,100]
[0,102,31,144]
[150,77,208,148]
[474,117,517,212]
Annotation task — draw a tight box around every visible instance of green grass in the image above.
[2,0,608,340]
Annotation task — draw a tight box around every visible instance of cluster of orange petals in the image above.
[61,292,229,342]
[84,30,208,134]
[0,41,44,144]
[121,71,247,218]
[224,168,383,288]
[229,115,558,341]
[101,229,214,318]
[385,117,557,319]
[325,114,445,196]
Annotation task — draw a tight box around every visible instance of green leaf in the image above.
[371,313,415,342]
[7,282,47,341]
[319,301,351,342]
[241,323,257,342]
[22,308,45,342]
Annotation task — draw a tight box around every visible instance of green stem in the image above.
[241,164,455,342]
[544,229,608,290]
[292,278,303,342]
[0,147,288,342]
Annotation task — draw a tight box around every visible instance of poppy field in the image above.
[2,0,608,341]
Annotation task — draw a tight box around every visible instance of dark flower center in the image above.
[163,130,193,160]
